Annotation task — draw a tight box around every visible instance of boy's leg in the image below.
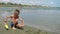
[10,22,16,30]
[16,24,24,27]
[16,23,24,29]
[10,22,14,28]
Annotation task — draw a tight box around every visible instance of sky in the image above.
[0,0,60,7]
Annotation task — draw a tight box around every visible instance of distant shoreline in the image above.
[0,3,60,8]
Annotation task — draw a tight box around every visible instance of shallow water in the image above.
[0,7,60,34]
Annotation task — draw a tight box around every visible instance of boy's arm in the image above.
[4,16,12,29]
[4,16,12,24]
[19,17,24,25]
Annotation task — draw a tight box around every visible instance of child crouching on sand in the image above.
[4,9,24,30]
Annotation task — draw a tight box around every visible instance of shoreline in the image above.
[0,18,59,34]
[0,21,59,34]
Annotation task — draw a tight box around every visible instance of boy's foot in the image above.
[20,27,24,30]
[12,27,16,30]
[16,27,24,30]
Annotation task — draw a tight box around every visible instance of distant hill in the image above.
[0,3,60,8]
[0,2,51,8]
